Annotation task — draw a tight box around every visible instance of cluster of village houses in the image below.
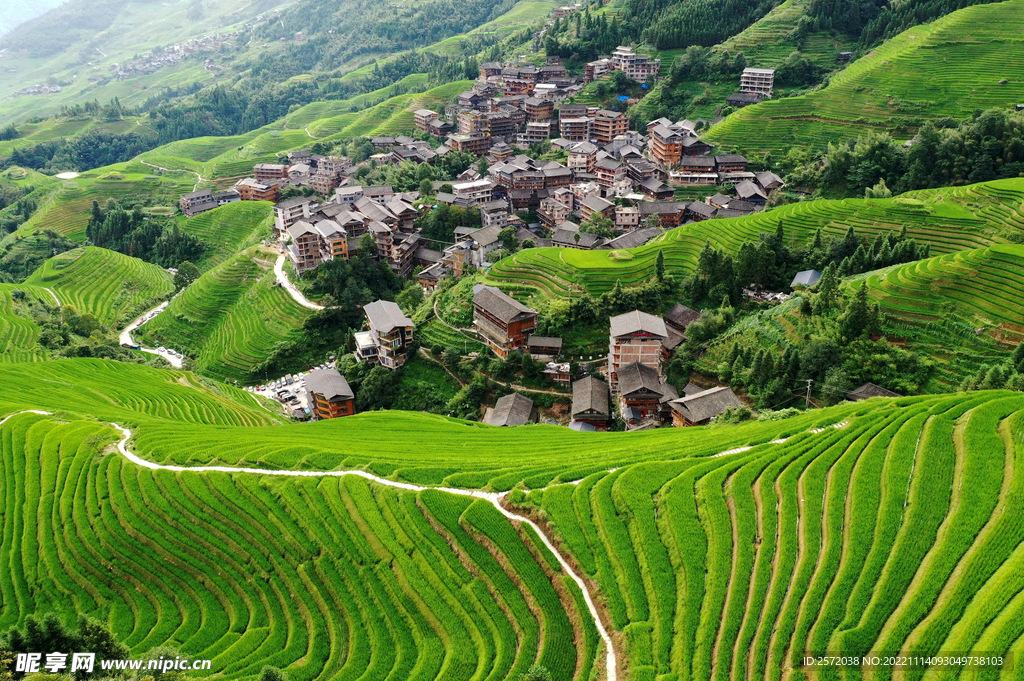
[175,41,794,428]
[177,50,784,291]
[299,286,746,430]
[108,34,231,80]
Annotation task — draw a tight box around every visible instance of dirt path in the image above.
[101,417,619,681]
[418,348,466,387]
[139,160,206,192]
[274,255,324,310]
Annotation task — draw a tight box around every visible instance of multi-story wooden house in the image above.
[473,285,538,358]
[607,310,667,393]
[306,369,356,419]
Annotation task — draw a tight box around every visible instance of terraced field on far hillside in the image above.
[486,178,1024,296]
[176,201,275,270]
[0,284,54,364]
[706,0,1024,154]
[1,360,1024,681]
[24,247,174,328]
[137,250,311,383]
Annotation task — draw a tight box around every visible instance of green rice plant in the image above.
[24,246,174,327]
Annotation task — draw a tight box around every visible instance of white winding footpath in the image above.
[107,419,617,681]
[274,255,324,310]
[2,407,854,681]
[119,301,183,368]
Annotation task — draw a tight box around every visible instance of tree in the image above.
[517,665,552,681]
[477,157,489,176]
[357,233,377,259]
[812,263,841,313]
[498,226,519,252]
[418,178,433,195]
[864,178,893,199]
[838,282,872,341]
[260,667,289,681]
[581,216,614,238]
[173,261,201,290]
[356,366,397,411]
[656,249,665,282]
[821,366,852,405]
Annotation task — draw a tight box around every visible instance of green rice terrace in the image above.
[174,202,275,271]
[137,250,311,384]
[706,0,1024,155]
[23,246,174,328]
[1,359,1023,680]
[0,284,54,364]
[485,178,1024,297]
[698,244,1024,389]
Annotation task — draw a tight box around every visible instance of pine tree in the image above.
[656,249,665,282]
[1013,342,1024,373]
[814,263,842,313]
[839,282,872,340]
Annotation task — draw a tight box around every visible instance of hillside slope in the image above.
[137,249,311,382]
[706,0,1024,154]
[0,359,1022,681]
[24,246,173,327]
[486,178,1024,296]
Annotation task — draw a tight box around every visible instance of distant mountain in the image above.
[0,0,67,36]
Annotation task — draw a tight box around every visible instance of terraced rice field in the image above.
[851,244,1024,383]
[0,284,52,363]
[24,247,174,328]
[177,202,275,270]
[515,390,1024,679]
[1,360,1022,680]
[1,170,193,245]
[486,178,1024,296]
[707,0,1024,154]
[417,318,488,353]
[138,251,311,383]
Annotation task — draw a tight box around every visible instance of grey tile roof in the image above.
[473,286,536,324]
[664,303,700,331]
[581,195,613,212]
[670,386,743,422]
[756,171,785,190]
[791,270,822,287]
[687,202,718,218]
[616,361,663,397]
[639,201,688,215]
[600,227,661,250]
[364,300,413,334]
[736,179,768,201]
[287,220,318,239]
[848,382,901,401]
[306,369,354,401]
[485,393,535,426]
[610,310,668,339]
[526,336,563,350]
[572,376,609,417]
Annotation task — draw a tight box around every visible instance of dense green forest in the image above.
[810,0,1004,43]
[86,200,207,268]
[788,108,1024,197]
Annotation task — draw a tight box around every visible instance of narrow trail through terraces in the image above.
[0,408,852,681]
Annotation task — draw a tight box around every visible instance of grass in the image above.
[23,246,174,328]
[0,359,1022,680]
[137,249,311,384]
[1,166,194,247]
[0,284,54,363]
[176,201,274,270]
[706,0,1024,154]
[485,178,1024,297]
